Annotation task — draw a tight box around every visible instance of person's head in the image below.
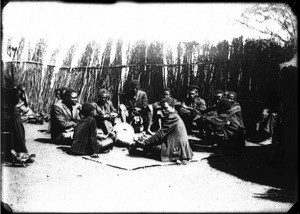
[81,103,95,117]
[58,87,68,100]
[188,85,199,100]
[54,88,62,99]
[213,90,224,104]
[160,97,175,116]
[129,80,140,95]
[64,88,78,106]
[227,91,237,103]
[17,84,25,91]
[97,89,110,104]
[216,98,232,114]
[162,88,171,98]
[224,90,230,98]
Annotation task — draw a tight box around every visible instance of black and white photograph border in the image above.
[1,1,298,213]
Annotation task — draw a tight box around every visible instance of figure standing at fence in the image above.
[119,79,153,134]
[91,89,118,135]
[1,71,35,164]
[178,85,206,133]
[50,88,81,145]
[129,97,194,163]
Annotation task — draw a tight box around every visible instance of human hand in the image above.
[134,107,141,112]
[134,139,145,148]
[262,108,269,119]
[110,112,118,118]
[90,153,99,158]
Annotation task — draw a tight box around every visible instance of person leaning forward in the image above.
[50,88,81,145]
[129,97,194,163]
[70,103,114,157]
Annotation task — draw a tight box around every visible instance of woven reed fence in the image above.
[4,37,296,135]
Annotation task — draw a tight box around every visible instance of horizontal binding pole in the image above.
[6,57,279,70]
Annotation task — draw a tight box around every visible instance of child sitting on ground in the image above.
[70,103,114,157]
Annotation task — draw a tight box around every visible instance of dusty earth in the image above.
[1,122,298,213]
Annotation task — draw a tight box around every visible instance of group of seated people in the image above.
[50,79,252,163]
[1,69,282,165]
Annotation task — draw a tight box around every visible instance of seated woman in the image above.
[128,97,194,163]
[16,84,44,124]
[70,103,114,157]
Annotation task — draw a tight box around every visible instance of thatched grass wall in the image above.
[3,36,296,136]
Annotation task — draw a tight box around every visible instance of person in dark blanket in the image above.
[128,97,194,164]
[197,98,245,154]
[50,88,81,145]
[91,89,118,135]
[250,91,282,145]
[227,91,244,124]
[178,85,207,133]
[119,79,153,134]
[70,103,114,157]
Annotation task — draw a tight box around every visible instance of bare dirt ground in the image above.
[1,122,297,213]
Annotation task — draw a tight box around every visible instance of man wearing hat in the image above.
[179,85,207,133]
[119,79,153,134]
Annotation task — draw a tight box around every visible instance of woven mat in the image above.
[82,147,211,171]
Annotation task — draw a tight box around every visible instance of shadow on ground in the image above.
[203,144,297,203]
[34,138,52,144]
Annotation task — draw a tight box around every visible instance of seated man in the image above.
[119,79,153,134]
[202,89,224,116]
[91,89,118,135]
[50,88,81,145]
[150,87,181,131]
[197,98,245,154]
[178,85,206,132]
[70,103,114,157]
[227,91,244,123]
[128,97,194,163]
[47,87,68,133]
